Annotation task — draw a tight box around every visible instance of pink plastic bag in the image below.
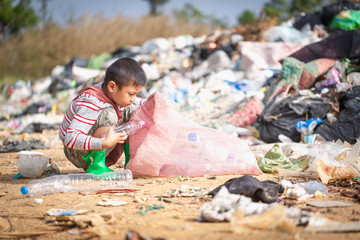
[127,92,262,177]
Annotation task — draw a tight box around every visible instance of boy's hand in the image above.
[102,127,128,149]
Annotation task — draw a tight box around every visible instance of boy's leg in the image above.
[63,144,90,170]
[92,107,118,157]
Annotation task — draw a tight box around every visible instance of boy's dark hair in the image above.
[104,57,147,89]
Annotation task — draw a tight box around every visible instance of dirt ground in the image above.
[0,131,360,240]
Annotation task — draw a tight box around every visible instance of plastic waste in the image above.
[231,205,296,233]
[280,180,328,201]
[20,170,133,197]
[258,143,309,173]
[17,151,50,178]
[275,168,319,179]
[297,181,328,195]
[329,9,360,31]
[262,24,305,43]
[348,72,360,86]
[207,175,283,203]
[313,141,355,184]
[200,186,274,222]
[114,120,146,135]
[140,37,170,55]
[296,118,323,136]
[305,213,360,233]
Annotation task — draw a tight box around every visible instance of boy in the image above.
[59,57,148,172]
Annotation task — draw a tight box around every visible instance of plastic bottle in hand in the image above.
[114,120,146,135]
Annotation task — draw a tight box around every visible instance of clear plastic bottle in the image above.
[20,169,133,197]
[114,120,146,135]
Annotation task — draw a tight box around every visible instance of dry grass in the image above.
[0,15,212,84]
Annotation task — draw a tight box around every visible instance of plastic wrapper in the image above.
[314,141,358,184]
[127,91,262,177]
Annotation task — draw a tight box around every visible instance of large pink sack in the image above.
[127,92,262,177]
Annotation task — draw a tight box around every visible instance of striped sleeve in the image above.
[63,96,103,150]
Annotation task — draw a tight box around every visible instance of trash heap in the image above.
[1,1,360,238]
[0,0,360,148]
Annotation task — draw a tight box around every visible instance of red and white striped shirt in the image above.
[59,83,145,150]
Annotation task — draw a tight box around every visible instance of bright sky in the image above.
[31,0,270,27]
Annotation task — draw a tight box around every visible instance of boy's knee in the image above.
[97,108,118,127]
[90,108,118,137]
[89,108,118,138]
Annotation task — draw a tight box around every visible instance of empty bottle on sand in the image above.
[114,120,145,135]
[20,169,133,197]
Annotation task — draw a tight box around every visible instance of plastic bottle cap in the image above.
[21,186,29,195]
[139,121,146,128]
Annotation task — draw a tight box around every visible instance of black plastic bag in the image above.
[315,86,360,144]
[258,93,330,143]
[207,175,284,203]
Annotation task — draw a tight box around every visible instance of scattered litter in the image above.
[126,230,167,240]
[275,168,319,179]
[200,186,274,222]
[0,138,45,153]
[305,213,360,233]
[230,205,297,233]
[1,1,360,238]
[134,196,148,204]
[17,151,50,178]
[90,189,139,195]
[162,185,207,198]
[341,187,360,201]
[207,175,283,203]
[138,205,164,215]
[328,177,360,188]
[55,212,117,236]
[306,200,352,208]
[258,143,309,173]
[68,230,79,235]
[34,198,43,204]
[46,208,88,216]
[97,199,127,207]
[280,179,328,201]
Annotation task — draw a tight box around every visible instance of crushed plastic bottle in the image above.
[20,170,133,197]
[114,120,146,135]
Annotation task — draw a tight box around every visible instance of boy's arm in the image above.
[120,94,155,123]
[62,101,103,150]
[133,96,147,106]
[133,93,155,106]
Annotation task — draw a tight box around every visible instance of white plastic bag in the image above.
[17,151,49,178]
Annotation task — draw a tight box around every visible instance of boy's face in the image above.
[107,81,143,108]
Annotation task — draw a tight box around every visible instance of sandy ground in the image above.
[0,131,360,240]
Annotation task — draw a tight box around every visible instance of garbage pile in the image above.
[0,0,360,148]
[1,1,360,238]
